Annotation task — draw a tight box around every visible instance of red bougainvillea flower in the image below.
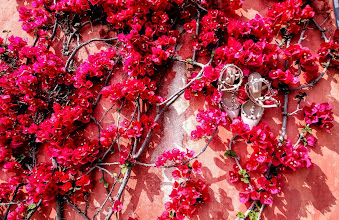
[304,103,334,131]
[112,200,123,212]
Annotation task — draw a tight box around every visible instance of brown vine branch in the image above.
[0,200,26,206]
[26,199,42,220]
[257,204,265,220]
[134,127,218,168]
[134,44,217,159]
[3,184,25,220]
[319,9,333,27]
[65,37,118,71]
[229,134,254,191]
[192,10,200,63]
[56,195,64,220]
[311,18,329,42]
[281,92,289,140]
[63,16,105,54]
[291,58,331,91]
[104,169,132,220]
[92,170,122,220]
[298,20,309,44]
[66,199,89,220]
[235,201,257,220]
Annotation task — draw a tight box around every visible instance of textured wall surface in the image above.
[0,0,339,219]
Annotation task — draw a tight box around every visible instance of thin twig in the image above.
[26,199,42,220]
[235,201,257,220]
[291,59,331,91]
[56,195,64,220]
[65,37,118,71]
[4,184,25,219]
[192,10,200,62]
[97,162,119,166]
[287,103,302,116]
[134,127,218,168]
[319,9,333,27]
[257,204,265,220]
[66,199,90,220]
[229,134,254,191]
[104,169,131,220]
[0,200,26,206]
[298,20,309,44]
[280,92,289,141]
[311,18,329,42]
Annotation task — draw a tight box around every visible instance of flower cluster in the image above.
[228,118,313,205]
[318,40,339,68]
[25,163,92,205]
[101,77,163,104]
[19,6,53,35]
[184,65,221,104]
[273,140,312,171]
[304,102,334,131]
[269,69,300,88]
[285,44,319,81]
[155,148,194,167]
[191,109,227,139]
[214,37,282,76]
[158,159,209,220]
[73,48,117,89]
[267,0,315,35]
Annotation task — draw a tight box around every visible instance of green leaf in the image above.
[28,203,36,209]
[248,210,259,220]
[211,50,215,58]
[243,173,249,178]
[186,58,192,64]
[238,169,247,176]
[240,178,250,184]
[302,137,308,146]
[304,125,312,134]
[278,139,286,144]
[99,177,103,183]
[125,161,132,170]
[121,167,127,174]
[224,150,236,157]
[321,62,329,67]
[237,212,245,218]
[14,153,26,163]
[104,183,109,188]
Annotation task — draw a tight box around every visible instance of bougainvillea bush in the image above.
[0,0,337,219]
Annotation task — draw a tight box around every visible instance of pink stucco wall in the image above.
[0,0,339,219]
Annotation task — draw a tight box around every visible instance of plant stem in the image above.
[65,37,118,71]
[26,199,42,220]
[235,201,257,220]
[66,199,90,220]
[291,59,331,91]
[280,92,289,141]
[257,204,265,220]
[56,195,64,220]
[104,169,132,220]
